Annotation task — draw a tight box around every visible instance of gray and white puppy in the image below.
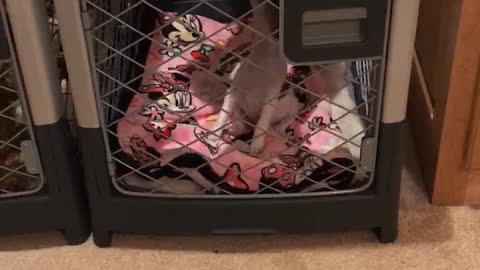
[206,1,365,164]
[209,0,302,155]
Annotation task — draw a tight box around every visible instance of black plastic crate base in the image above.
[80,121,402,247]
[0,118,90,245]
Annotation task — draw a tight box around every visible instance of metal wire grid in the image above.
[84,0,385,198]
[0,3,43,197]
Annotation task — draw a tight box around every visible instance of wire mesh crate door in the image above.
[84,0,385,198]
[0,0,72,198]
[0,5,44,198]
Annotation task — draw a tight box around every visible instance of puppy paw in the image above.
[249,137,265,157]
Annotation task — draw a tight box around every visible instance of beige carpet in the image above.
[1,129,479,270]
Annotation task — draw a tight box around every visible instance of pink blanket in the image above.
[117,12,355,194]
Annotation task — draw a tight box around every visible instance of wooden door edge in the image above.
[431,0,480,205]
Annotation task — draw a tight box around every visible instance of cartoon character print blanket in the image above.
[117,12,358,194]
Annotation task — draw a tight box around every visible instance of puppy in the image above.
[312,62,368,182]
[210,0,301,156]
[319,62,365,161]
[206,2,365,166]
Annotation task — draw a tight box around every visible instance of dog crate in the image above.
[0,0,89,244]
[55,0,419,246]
